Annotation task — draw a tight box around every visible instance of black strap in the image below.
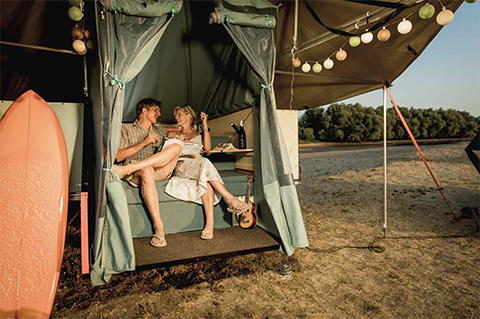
[303,0,420,37]
[340,0,404,9]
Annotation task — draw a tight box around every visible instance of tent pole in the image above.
[0,40,76,55]
[383,86,388,238]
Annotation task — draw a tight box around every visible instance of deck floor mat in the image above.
[134,227,280,268]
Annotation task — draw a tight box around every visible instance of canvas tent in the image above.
[89,0,310,285]
[0,0,465,286]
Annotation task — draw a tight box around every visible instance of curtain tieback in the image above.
[112,0,118,13]
[103,167,123,183]
[170,0,177,17]
[223,8,230,24]
[261,84,271,97]
[265,14,274,28]
[102,68,125,90]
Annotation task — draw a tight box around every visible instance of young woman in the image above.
[165,105,250,240]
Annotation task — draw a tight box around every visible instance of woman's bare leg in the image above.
[200,183,215,237]
[209,181,249,210]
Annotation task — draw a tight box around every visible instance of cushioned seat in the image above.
[124,136,252,238]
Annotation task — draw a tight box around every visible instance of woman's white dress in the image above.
[165,134,224,205]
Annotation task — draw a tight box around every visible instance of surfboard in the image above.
[0,90,69,319]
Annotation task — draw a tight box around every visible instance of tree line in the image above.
[299,103,479,143]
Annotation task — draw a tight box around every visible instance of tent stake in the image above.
[383,86,388,238]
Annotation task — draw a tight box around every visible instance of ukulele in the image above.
[238,174,257,229]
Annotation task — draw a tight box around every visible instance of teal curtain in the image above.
[91,0,182,286]
[221,1,309,255]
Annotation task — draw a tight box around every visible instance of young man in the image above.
[114,98,181,247]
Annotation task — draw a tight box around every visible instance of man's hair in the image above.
[136,98,162,118]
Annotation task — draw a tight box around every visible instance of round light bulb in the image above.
[349,36,361,47]
[71,26,84,40]
[301,62,311,73]
[86,40,95,50]
[292,58,301,68]
[397,18,412,34]
[68,6,84,21]
[77,47,87,56]
[377,27,391,42]
[419,4,435,19]
[72,39,86,52]
[335,49,347,61]
[361,32,374,44]
[84,29,92,40]
[323,58,334,70]
[312,62,322,73]
[436,7,454,25]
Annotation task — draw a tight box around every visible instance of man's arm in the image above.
[116,133,159,162]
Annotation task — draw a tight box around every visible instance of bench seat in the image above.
[123,136,252,238]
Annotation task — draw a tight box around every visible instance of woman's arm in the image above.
[200,112,211,151]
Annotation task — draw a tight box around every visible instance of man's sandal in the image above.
[150,234,167,247]
[200,229,214,240]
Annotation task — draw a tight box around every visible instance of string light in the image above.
[301,62,311,73]
[419,3,435,19]
[289,2,461,75]
[323,58,334,70]
[349,36,361,47]
[397,18,413,34]
[436,7,454,25]
[292,58,301,68]
[72,39,86,53]
[335,49,347,61]
[312,62,322,73]
[361,31,373,44]
[377,27,391,42]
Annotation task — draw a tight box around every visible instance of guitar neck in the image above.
[245,183,251,203]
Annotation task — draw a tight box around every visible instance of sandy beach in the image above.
[52,142,479,318]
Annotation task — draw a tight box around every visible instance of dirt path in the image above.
[299,142,470,178]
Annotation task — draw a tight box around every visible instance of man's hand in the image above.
[143,133,160,146]
[116,133,160,163]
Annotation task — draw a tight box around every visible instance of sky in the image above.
[300,3,480,117]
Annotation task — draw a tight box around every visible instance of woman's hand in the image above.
[200,112,208,129]
[200,112,211,151]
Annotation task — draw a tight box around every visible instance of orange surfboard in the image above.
[0,90,69,319]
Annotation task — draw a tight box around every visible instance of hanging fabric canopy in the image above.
[90,0,308,286]
[221,0,308,255]
[90,0,182,285]
[273,0,463,109]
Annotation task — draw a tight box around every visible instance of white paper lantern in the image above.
[397,18,413,34]
[312,62,322,73]
[72,39,86,52]
[377,27,391,42]
[335,49,347,61]
[301,62,311,73]
[323,58,334,70]
[361,32,374,44]
[436,7,454,25]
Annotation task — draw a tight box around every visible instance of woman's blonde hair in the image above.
[174,105,199,132]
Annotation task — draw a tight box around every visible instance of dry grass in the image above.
[52,143,479,319]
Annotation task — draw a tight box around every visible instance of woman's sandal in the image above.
[150,234,167,247]
[200,229,214,240]
[227,202,251,214]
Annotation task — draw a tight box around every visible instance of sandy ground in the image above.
[52,142,479,319]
